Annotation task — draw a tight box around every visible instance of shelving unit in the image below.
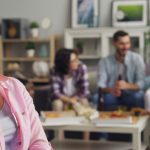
[65,27,148,59]
[0,36,56,83]
[64,27,149,92]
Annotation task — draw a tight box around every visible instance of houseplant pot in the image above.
[26,42,35,57]
[30,21,39,38]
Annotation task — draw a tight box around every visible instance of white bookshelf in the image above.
[65,27,148,59]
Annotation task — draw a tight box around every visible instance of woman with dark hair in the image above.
[51,48,90,140]
[51,48,90,111]
[55,49,78,78]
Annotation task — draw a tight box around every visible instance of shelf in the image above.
[65,27,148,58]
[29,77,49,83]
[2,38,50,43]
[79,55,100,59]
[3,57,49,62]
[0,36,56,84]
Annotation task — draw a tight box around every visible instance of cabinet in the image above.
[65,27,148,60]
[0,36,56,83]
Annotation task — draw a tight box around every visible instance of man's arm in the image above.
[116,80,140,91]
[116,55,145,91]
[97,59,121,96]
[101,87,121,97]
[134,55,145,89]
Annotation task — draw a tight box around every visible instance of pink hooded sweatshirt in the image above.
[0,75,52,150]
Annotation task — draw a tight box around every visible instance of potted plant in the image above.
[29,21,39,38]
[25,42,35,57]
[76,42,83,54]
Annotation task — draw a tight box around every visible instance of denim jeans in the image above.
[103,90,144,110]
[92,90,144,110]
[91,90,144,140]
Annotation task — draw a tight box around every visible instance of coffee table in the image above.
[42,112,150,150]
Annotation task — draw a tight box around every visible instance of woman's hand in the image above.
[70,97,79,104]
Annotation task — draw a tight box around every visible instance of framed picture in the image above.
[112,0,147,27]
[72,0,98,28]
[1,19,28,39]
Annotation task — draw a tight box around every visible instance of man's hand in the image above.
[109,87,121,97]
[115,80,128,90]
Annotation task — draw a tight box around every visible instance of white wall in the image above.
[0,0,149,37]
[99,0,112,26]
[0,0,71,38]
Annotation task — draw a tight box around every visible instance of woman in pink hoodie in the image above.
[0,75,52,150]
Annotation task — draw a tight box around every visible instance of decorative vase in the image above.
[38,45,48,57]
[32,61,49,77]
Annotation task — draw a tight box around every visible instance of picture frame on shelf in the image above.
[112,0,147,27]
[72,0,99,28]
[1,18,28,39]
